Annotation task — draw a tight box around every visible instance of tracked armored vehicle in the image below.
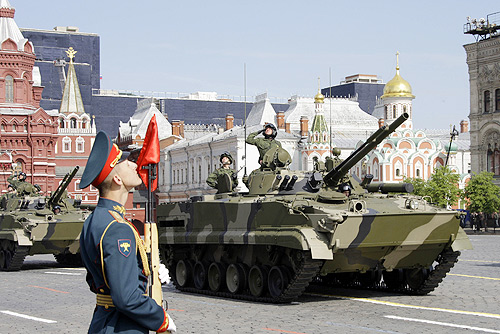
[0,167,89,271]
[157,113,472,302]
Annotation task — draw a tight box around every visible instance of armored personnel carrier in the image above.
[156,113,472,302]
[0,167,88,271]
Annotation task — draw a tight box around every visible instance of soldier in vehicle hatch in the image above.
[206,152,238,193]
[246,123,282,165]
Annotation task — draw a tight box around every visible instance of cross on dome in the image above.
[66,47,77,62]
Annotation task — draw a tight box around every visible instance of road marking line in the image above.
[385,315,500,333]
[305,293,500,319]
[449,273,500,281]
[460,259,500,264]
[60,267,86,271]
[263,328,307,334]
[0,310,57,323]
[28,285,69,294]
[44,271,81,276]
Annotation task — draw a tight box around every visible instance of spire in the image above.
[0,0,24,45]
[59,47,85,114]
[396,51,400,72]
[314,77,325,104]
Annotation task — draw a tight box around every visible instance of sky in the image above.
[11,0,500,130]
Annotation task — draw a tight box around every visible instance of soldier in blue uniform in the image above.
[79,131,176,333]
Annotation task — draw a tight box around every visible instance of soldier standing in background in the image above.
[78,131,176,333]
[206,152,238,193]
[246,124,282,165]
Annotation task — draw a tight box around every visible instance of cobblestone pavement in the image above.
[0,235,499,333]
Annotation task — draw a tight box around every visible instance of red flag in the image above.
[136,115,160,190]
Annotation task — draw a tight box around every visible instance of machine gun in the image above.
[323,112,409,188]
[48,166,79,210]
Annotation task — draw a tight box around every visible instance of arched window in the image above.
[403,105,407,113]
[12,123,16,132]
[495,89,500,111]
[59,117,65,128]
[70,118,77,128]
[198,165,202,183]
[82,118,87,129]
[62,137,71,152]
[484,90,491,113]
[5,75,13,102]
[392,105,397,118]
[23,124,27,132]
[385,105,389,118]
[396,168,400,177]
[76,137,85,153]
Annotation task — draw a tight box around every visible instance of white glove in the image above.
[166,313,176,333]
[159,263,170,284]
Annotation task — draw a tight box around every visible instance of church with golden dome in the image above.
[355,53,471,208]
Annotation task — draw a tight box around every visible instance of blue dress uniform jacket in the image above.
[80,198,165,333]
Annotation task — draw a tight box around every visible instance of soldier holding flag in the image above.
[79,116,176,333]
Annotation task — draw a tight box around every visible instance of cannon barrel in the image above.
[324,112,409,187]
[366,182,414,194]
[49,166,79,207]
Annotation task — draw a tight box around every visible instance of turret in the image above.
[323,112,409,188]
[48,166,79,210]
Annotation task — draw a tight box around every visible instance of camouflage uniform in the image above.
[246,130,282,162]
[206,168,238,190]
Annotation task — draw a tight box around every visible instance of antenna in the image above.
[329,67,333,158]
[445,125,459,167]
[243,63,247,178]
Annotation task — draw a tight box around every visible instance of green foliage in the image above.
[404,166,462,207]
[464,171,500,214]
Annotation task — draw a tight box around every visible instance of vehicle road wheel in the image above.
[208,262,226,292]
[226,263,246,294]
[268,266,289,298]
[175,260,192,287]
[405,267,430,290]
[0,250,5,270]
[383,269,405,290]
[193,261,207,290]
[248,265,268,297]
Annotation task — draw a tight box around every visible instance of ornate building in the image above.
[464,21,500,185]
[355,53,471,206]
[0,0,59,193]
[55,46,97,203]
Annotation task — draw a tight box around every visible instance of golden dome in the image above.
[314,77,325,103]
[314,90,325,103]
[382,52,415,99]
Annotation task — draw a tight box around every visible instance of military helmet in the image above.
[340,183,351,193]
[7,184,15,190]
[220,152,233,164]
[332,147,341,156]
[34,184,41,191]
[263,123,277,139]
[19,172,26,179]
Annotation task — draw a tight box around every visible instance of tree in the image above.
[464,171,500,214]
[405,166,462,207]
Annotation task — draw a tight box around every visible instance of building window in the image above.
[70,118,77,128]
[76,137,85,153]
[23,124,27,132]
[59,117,65,128]
[496,89,500,111]
[484,90,490,113]
[12,124,16,132]
[62,137,71,152]
[416,169,420,177]
[5,75,13,102]
[198,165,202,183]
[392,105,397,118]
[396,168,400,177]
[0,124,4,131]
[82,118,87,129]
[403,105,407,113]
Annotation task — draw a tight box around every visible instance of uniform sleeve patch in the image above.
[118,239,132,257]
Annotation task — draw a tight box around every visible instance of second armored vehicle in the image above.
[156,113,472,302]
[0,167,89,271]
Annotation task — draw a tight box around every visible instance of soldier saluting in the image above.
[206,152,238,193]
[79,131,176,333]
[246,123,282,165]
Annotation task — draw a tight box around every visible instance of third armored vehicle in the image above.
[0,167,89,271]
[156,113,472,302]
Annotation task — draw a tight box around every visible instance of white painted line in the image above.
[60,267,86,271]
[306,293,500,319]
[385,315,500,333]
[1,310,57,324]
[44,271,81,276]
